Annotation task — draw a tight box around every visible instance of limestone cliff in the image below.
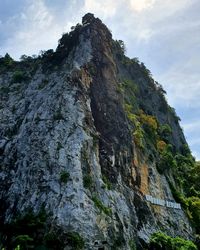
[0,13,196,249]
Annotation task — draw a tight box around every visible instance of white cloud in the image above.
[83,0,118,18]
[1,0,79,58]
[129,0,156,12]
[157,55,200,107]
[137,29,154,42]
[183,120,200,132]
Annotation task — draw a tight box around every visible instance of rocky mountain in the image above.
[0,13,199,250]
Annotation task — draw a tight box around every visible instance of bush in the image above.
[181,144,191,157]
[44,231,63,249]
[3,53,14,66]
[60,171,70,183]
[0,86,10,94]
[157,140,167,152]
[53,110,64,120]
[186,197,200,233]
[102,175,112,190]
[114,40,126,54]
[66,232,84,250]
[133,126,144,148]
[122,79,138,94]
[157,145,177,173]
[13,235,33,249]
[139,112,158,131]
[12,71,27,83]
[92,196,112,216]
[0,208,47,249]
[149,232,197,250]
[129,239,137,250]
[83,175,93,189]
[138,111,158,144]
[188,161,200,197]
[159,124,172,141]
[124,104,144,148]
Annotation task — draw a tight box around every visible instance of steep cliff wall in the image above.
[0,14,196,249]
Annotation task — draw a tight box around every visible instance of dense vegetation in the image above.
[148,232,197,250]
[119,68,199,248]
[0,209,84,250]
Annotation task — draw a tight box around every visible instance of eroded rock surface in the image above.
[0,13,194,249]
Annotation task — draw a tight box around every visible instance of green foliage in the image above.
[131,57,140,64]
[133,126,144,149]
[3,53,14,66]
[157,140,167,153]
[102,175,112,190]
[157,144,177,174]
[140,62,153,78]
[13,235,33,249]
[112,235,125,249]
[35,115,41,124]
[60,170,70,183]
[149,232,197,250]
[83,175,93,189]
[124,104,144,148]
[121,78,139,113]
[114,40,126,54]
[92,196,112,216]
[168,180,187,208]
[122,79,138,94]
[124,103,133,116]
[20,54,29,61]
[0,86,10,94]
[186,197,200,233]
[125,103,159,149]
[53,109,64,120]
[0,208,47,249]
[12,71,27,83]
[139,111,158,144]
[155,81,167,95]
[44,231,63,249]
[129,239,137,250]
[139,112,158,131]
[66,232,84,250]
[181,144,192,157]
[188,161,200,197]
[159,124,172,142]
[168,154,200,233]
[173,154,195,195]
[57,142,63,151]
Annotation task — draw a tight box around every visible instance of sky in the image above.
[0,0,199,159]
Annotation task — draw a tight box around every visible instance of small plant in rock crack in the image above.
[57,142,63,151]
[66,231,85,250]
[53,109,64,120]
[12,70,27,83]
[102,175,112,190]
[92,196,112,216]
[83,175,93,189]
[60,170,70,183]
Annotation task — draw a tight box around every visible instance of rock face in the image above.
[0,13,194,249]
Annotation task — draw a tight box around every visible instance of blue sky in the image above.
[0,0,199,159]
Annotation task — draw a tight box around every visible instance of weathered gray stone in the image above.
[0,13,195,250]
